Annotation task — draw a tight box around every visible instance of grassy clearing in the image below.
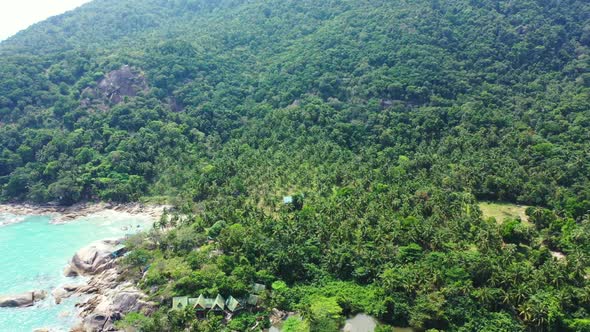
[479,202,530,223]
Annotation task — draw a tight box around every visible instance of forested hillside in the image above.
[1,0,590,330]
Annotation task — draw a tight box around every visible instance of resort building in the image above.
[171,284,266,317]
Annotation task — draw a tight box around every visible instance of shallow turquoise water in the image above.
[0,212,152,331]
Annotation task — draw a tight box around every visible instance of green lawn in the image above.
[479,202,530,223]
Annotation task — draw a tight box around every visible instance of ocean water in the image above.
[0,212,153,332]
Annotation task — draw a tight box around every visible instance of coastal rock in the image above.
[64,265,78,277]
[77,279,156,331]
[52,284,95,304]
[51,287,68,305]
[65,240,121,276]
[63,284,91,292]
[0,290,46,307]
[109,285,154,313]
[66,256,156,331]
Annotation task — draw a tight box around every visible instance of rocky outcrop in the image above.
[269,308,294,326]
[70,269,156,332]
[0,290,46,307]
[64,239,121,277]
[81,65,148,109]
[52,284,96,305]
[60,239,156,331]
[551,250,566,260]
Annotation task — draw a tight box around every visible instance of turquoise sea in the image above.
[0,212,152,331]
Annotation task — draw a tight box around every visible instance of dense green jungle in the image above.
[1,0,590,330]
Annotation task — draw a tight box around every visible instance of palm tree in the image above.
[576,286,590,305]
[510,283,531,305]
[518,302,534,324]
[473,287,500,309]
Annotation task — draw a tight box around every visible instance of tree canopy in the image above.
[1,0,590,331]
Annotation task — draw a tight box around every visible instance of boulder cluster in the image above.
[56,239,156,332]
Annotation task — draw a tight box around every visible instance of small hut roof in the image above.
[226,295,242,312]
[247,294,260,306]
[211,294,225,310]
[112,244,126,252]
[172,296,188,309]
[193,294,212,310]
[110,244,127,258]
[252,283,266,294]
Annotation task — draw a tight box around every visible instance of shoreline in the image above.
[0,202,170,226]
[0,202,168,331]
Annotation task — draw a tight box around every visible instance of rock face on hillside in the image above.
[81,65,148,109]
[0,290,46,307]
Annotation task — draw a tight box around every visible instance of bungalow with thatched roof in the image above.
[172,283,267,317]
[193,294,210,312]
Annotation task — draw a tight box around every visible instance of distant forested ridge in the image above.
[1,0,590,330]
